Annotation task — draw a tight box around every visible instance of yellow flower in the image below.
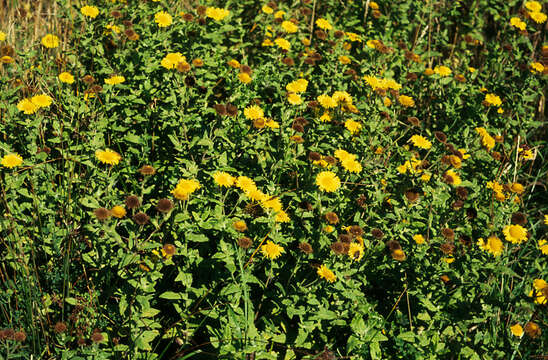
[444,169,462,186]
[274,10,285,19]
[31,94,53,108]
[316,171,341,192]
[319,112,331,122]
[238,72,252,84]
[341,159,362,173]
[339,55,351,64]
[274,38,291,51]
[275,210,290,223]
[531,62,544,73]
[235,176,256,192]
[262,39,274,46]
[233,220,247,232]
[348,243,364,261]
[410,135,432,150]
[421,173,431,182]
[111,205,126,218]
[510,17,527,30]
[104,75,125,85]
[41,34,59,48]
[528,279,548,304]
[510,324,524,337]
[287,93,302,105]
[477,236,503,257]
[261,240,284,260]
[0,31,6,41]
[244,105,264,120]
[324,225,334,233]
[213,171,235,187]
[317,265,336,282]
[227,59,240,68]
[17,98,39,114]
[262,5,273,14]
[95,149,122,165]
[172,178,201,200]
[424,68,435,76]
[434,65,452,76]
[344,119,362,135]
[510,182,524,194]
[155,11,172,27]
[286,78,308,93]
[503,224,528,244]
[205,7,230,21]
[413,234,425,244]
[0,55,14,64]
[484,93,502,107]
[475,127,495,150]
[529,11,547,23]
[81,5,99,18]
[161,52,186,69]
[281,20,298,33]
[398,95,415,107]
[468,67,476,73]
[545,215,548,225]
[315,18,332,30]
[538,240,548,255]
[265,119,279,129]
[58,72,75,84]
[317,94,337,108]
[525,1,542,12]
[345,32,362,42]
[1,153,23,168]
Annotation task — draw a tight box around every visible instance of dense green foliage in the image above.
[0,0,547,358]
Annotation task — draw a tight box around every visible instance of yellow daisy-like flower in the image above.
[531,62,544,73]
[317,94,337,108]
[244,105,264,120]
[413,234,426,244]
[104,75,125,85]
[344,119,362,135]
[503,224,528,244]
[286,78,308,93]
[205,7,230,21]
[0,55,14,64]
[510,17,527,30]
[529,11,547,23]
[0,31,6,41]
[510,324,524,337]
[398,95,415,107]
[212,171,235,187]
[95,149,122,165]
[1,153,23,168]
[262,39,274,47]
[477,236,504,257]
[475,127,495,150]
[172,178,201,200]
[525,1,542,12]
[238,72,252,84]
[155,11,172,27]
[287,93,302,105]
[484,93,502,107]
[274,38,291,51]
[538,239,548,255]
[316,171,341,192]
[528,279,548,304]
[265,119,279,129]
[319,112,331,122]
[341,159,362,173]
[410,135,432,150]
[58,72,75,84]
[111,205,126,218]
[274,10,285,19]
[434,65,452,76]
[41,34,59,48]
[348,242,364,261]
[317,264,336,282]
[227,59,240,68]
[261,240,284,260]
[161,52,186,69]
[31,94,53,108]
[262,5,273,14]
[17,98,39,114]
[235,176,256,192]
[444,169,462,186]
[339,55,351,64]
[544,214,548,225]
[281,20,298,33]
[315,18,332,30]
[81,5,99,18]
[275,210,290,223]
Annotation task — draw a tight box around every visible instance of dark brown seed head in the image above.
[456,187,468,200]
[324,156,337,165]
[196,5,207,15]
[511,212,527,225]
[214,104,227,116]
[54,322,67,333]
[441,228,455,240]
[138,165,156,176]
[407,117,420,127]
[299,201,313,211]
[524,322,541,338]
[177,61,191,73]
[133,212,149,225]
[324,212,339,224]
[238,237,252,249]
[348,225,364,237]
[125,195,140,209]
[298,242,314,254]
[440,242,455,255]
[466,207,477,219]
[111,10,122,18]
[292,123,304,133]
[184,76,195,87]
[307,100,319,108]
[315,30,327,40]
[156,198,174,213]
[331,242,346,255]
[226,103,238,117]
[0,45,15,57]
[309,151,322,161]
[434,131,447,143]
[83,75,95,84]
[371,228,384,239]
[406,72,418,82]
[240,64,252,74]
[452,200,464,210]
[459,235,472,247]
[122,20,133,27]
[356,194,367,208]
[386,240,401,251]
[282,57,295,66]
[334,30,344,38]
[338,234,352,244]
[405,189,420,202]
[94,208,111,221]
[183,13,194,21]
[162,243,176,256]
[14,331,26,342]
[91,330,104,343]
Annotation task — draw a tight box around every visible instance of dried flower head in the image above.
[156,198,174,213]
[138,165,156,176]
[238,237,252,249]
[324,211,339,224]
[54,322,67,333]
[298,242,314,254]
[125,195,140,209]
[94,208,111,221]
[133,212,149,225]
